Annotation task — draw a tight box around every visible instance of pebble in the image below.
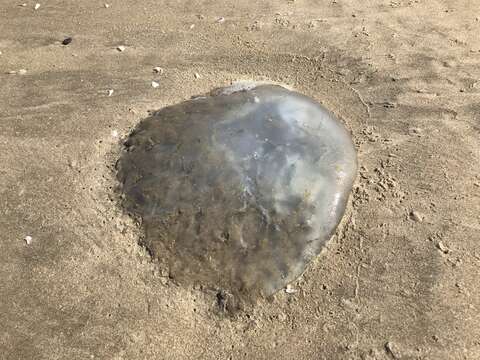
[436,241,450,254]
[68,159,77,168]
[116,45,126,52]
[151,81,160,88]
[277,312,287,322]
[34,3,40,10]
[104,3,110,8]
[385,342,400,359]
[409,127,423,135]
[153,66,164,74]
[194,72,201,79]
[409,210,424,222]
[382,101,396,108]
[24,235,33,245]
[107,89,114,96]
[62,37,73,46]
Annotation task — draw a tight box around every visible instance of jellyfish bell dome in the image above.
[117,83,357,302]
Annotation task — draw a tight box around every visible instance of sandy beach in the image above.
[1,0,479,358]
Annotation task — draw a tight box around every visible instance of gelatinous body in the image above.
[117,84,357,299]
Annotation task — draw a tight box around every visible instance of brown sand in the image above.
[1,0,479,359]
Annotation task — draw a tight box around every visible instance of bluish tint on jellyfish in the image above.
[116,83,357,303]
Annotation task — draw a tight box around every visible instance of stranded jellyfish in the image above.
[117,83,357,302]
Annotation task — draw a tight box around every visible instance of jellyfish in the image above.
[117,83,357,302]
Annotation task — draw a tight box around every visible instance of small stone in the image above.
[285,284,297,294]
[62,37,73,46]
[189,24,195,29]
[68,159,77,168]
[436,241,450,254]
[409,127,422,135]
[216,17,225,23]
[409,210,424,222]
[385,342,400,359]
[34,3,40,10]
[382,101,396,108]
[153,67,164,74]
[20,3,27,6]
[151,81,160,88]
[116,45,126,52]
[24,235,33,245]
[104,3,110,8]
[194,72,201,79]
[107,89,114,96]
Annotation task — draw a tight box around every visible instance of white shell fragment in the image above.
[116,45,126,52]
[151,81,160,88]
[24,235,33,245]
[107,89,114,96]
[153,67,164,74]
[117,83,357,301]
[285,284,297,294]
[34,3,40,10]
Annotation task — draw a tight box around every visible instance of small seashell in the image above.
[285,284,297,294]
[151,81,160,88]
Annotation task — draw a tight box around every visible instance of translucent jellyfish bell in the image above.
[117,83,357,301]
